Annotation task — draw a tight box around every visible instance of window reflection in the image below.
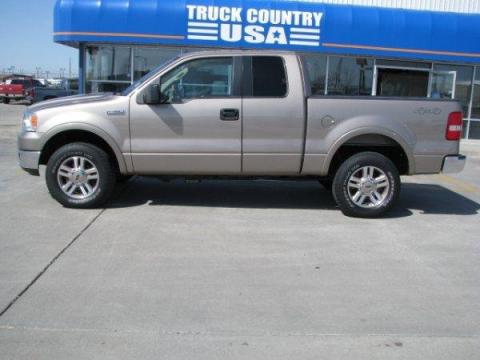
[304,55,327,95]
[470,70,480,119]
[432,64,473,116]
[134,48,181,80]
[85,82,130,94]
[327,57,373,96]
[468,120,480,139]
[86,46,131,81]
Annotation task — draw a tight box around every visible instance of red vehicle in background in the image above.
[0,78,44,104]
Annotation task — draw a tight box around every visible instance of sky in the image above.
[0,0,78,78]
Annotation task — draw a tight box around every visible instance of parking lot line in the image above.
[435,174,480,194]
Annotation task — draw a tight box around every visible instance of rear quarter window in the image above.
[248,56,287,97]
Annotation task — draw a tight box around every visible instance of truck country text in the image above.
[17,51,466,218]
[186,5,323,46]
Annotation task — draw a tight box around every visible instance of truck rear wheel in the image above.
[332,152,400,218]
[46,143,116,208]
[3,98,10,104]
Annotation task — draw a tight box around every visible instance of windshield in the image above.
[121,56,180,96]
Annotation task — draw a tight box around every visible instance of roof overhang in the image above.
[54,0,480,64]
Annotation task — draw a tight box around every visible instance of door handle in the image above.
[220,108,239,121]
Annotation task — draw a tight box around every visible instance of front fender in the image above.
[41,122,129,174]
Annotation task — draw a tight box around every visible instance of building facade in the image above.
[54,0,480,139]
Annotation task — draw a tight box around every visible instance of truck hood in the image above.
[28,93,117,112]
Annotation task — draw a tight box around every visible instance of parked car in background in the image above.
[26,78,78,104]
[0,78,44,104]
[46,78,64,87]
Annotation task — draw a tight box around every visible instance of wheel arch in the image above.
[39,124,128,174]
[324,128,415,176]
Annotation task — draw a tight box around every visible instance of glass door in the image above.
[430,71,456,99]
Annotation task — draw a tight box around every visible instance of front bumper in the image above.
[441,154,466,174]
[18,150,41,176]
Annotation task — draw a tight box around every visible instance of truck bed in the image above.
[302,96,462,175]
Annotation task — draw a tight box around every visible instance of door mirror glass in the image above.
[143,84,161,104]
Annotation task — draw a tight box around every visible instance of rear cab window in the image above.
[243,56,288,97]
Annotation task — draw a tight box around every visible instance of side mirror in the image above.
[143,84,161,105]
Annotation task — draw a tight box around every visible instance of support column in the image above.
[78,42,86,94]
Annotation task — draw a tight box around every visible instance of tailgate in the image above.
[3,85,25,94]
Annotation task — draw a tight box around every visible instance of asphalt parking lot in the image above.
[0,103,479,359]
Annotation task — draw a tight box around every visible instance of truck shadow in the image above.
[108,178,480,218]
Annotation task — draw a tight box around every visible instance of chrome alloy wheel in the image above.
[57,156,99,199]
[347,166,390,208]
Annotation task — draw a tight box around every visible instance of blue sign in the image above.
[54,0,480,64]
[186,5,323,47]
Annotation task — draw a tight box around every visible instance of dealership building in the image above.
[54,0,480,139]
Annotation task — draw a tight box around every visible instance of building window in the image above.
[303,55,327,95]
[432,64,474,116]
[376,68,429,97]
[327,56,373,96]
[375,59,431,70]
[86,46,132,93]
[469,68,480,139]
[134,47,181,80]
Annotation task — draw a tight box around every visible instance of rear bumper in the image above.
[18,150,41,176]
[0,94,25,98]
[441,154,466,174]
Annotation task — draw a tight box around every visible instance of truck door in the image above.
[129,56,242,174]
[241,55,306,174]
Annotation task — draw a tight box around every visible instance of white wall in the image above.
[298,0,480,14]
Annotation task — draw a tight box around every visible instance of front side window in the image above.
[160,57,233,102]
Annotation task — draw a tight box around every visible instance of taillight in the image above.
[446,112,463,141]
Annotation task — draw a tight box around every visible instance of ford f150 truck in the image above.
[17,51,466,217]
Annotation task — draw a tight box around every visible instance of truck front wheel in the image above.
[46,143,116,208]
[332,152,400,218]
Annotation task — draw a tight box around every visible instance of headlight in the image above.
[22,112,38,132]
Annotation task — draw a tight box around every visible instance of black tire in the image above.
[46,143,116,208]
[3,98,10,104]
[332,152,400,218]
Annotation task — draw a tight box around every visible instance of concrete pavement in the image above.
[0,103,479,359]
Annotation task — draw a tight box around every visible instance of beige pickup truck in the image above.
[18,50,466,217]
